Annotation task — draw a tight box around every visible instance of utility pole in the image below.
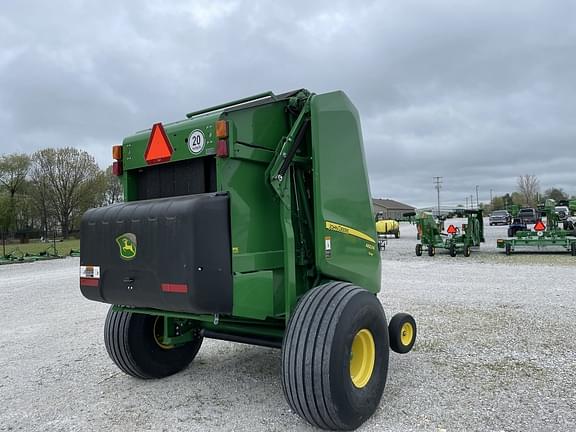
[490,188,493,205]
[466,197,468,209]
[475,185,479,208]
[433,177,442,217]
[470,195,474,209]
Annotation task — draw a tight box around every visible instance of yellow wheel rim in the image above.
[400,322,414,347]
[349,329,376,388]
[153,317,174,349]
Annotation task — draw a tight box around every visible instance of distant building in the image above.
[372,198,415,220]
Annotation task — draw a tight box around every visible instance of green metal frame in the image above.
[109,89,380,344]
[112,306,285,345]
[267,92,313,321]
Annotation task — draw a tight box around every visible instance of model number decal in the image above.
[325,221,375,244]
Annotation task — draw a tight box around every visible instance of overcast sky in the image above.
[1,0,575,207]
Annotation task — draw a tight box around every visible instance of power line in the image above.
[433,176,442,216]
[475,185,479,208]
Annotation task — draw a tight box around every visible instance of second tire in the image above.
[281,282,389,430]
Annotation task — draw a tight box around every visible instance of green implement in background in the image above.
[409,209,484,257]
[497,199,576,255]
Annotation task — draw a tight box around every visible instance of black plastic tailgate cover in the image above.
[80,192,232,314]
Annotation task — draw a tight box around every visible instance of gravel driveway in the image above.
[1,220,575,431]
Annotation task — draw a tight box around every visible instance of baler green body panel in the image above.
[310,92,380,293]
[122,114,220,169]
[121,114,220,201]
[101,89,379,325]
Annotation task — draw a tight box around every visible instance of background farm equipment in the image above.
[410,209,484,257]
[0,232,65,265]
[375,212,400,238]
[375,212,400,251]
[497,199,576,255]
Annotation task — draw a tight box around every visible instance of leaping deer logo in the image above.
[115,233,137,260]
[122,239,135,255]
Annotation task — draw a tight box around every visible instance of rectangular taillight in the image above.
[112,160,123,176]
[216,139,228,158]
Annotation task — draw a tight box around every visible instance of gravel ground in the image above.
[1,220,575,431]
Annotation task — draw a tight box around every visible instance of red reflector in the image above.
[145,123,173,164]
[161,283,188,293]
[534,220,546,231]
[80,277,99,287]
[112,160,123,176]
[447,224,457,234]
[216,139,229,157]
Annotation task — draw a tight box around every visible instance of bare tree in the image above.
[29,164,54,238]
[517,174,540,207]
[0,154,31,232]
[31,148,102,238]
[103,165,123,205]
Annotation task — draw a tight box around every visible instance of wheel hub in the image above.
[349,328,375,388]
[153,316,174,349]
[400,322,414,346]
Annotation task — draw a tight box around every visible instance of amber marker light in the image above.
[215,120,228,139]
[112,145,123,160]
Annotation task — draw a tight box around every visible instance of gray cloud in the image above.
[1,0,575,207]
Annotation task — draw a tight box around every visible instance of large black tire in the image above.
[463,245,471,257]
[104,307,203,379]
[427,245,435,257]
[449,244,456,257]
[394,231,400,239]
[415,244,422,256]
[388,313,417,354]
[282,282,389,430]
[571,242,576,256]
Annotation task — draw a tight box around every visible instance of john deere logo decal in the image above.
[116,233,137,260]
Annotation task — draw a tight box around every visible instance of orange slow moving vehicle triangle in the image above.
[533,220,546,231]
[145,123,173,164]
[447,224,457,234]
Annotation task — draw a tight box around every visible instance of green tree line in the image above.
[0,148,122,240]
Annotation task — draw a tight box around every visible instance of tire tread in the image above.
[104,308,151,379]
[282,282,366,429]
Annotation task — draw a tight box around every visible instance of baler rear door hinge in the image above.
[267,97,312,207]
